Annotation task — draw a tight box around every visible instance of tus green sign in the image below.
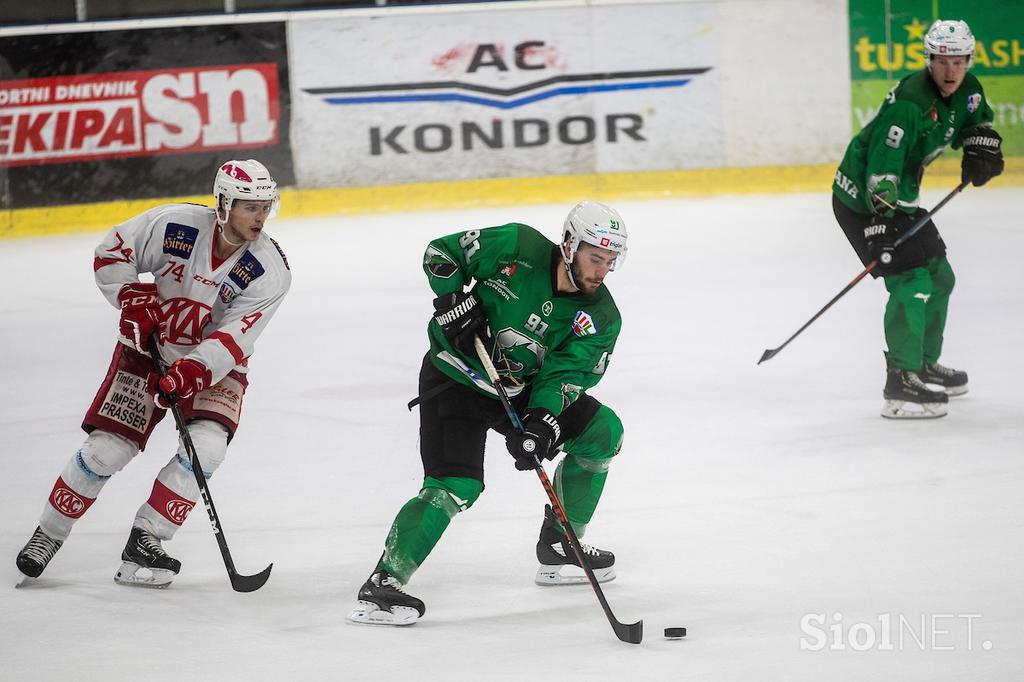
[849,0,1024,155]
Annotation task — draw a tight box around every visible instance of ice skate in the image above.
[114,527,181,589]
[882,365,949,419]
[920,361,969,397]
[348,569,425,626]
[535,504,616,585]
[16,526,63,581]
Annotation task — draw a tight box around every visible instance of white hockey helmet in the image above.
[213,159,280,223]
[562,200,628,270]
[924,19,975,67]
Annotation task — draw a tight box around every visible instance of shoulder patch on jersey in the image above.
[572,311,597,337]
[163,223,199,259]
[967,93,981,113]
[229,251,265,290]
[269,237,290,270]
[424,245,458,279]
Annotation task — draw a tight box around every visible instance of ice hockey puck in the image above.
[664,627,687,638]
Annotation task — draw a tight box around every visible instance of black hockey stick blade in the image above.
[230,563,273,593]
[613,619,644,644]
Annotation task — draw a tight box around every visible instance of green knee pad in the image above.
[554,405,623,536]
[381,476,483,583]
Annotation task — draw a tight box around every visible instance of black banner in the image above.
[0,22,294,209]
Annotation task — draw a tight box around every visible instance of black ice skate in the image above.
[16,526,63,580]
[882,364,949,419]
[919,362,969,397]
[114,527,181,589]
[348,568,425,626]
[535,504,616,586]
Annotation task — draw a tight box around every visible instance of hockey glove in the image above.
[864,215,897,275]
[117,283,162,353]
[433,291,488,356]
[155,358,212,408]
[961,128,1004,187]
[506,409,561,471]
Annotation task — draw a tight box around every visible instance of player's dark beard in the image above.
[569,260,595,293]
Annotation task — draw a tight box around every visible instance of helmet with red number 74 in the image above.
[213,159,280,223]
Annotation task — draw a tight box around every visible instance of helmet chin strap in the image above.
[217,222,245,247]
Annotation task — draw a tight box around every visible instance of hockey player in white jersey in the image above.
[15,159,291,588]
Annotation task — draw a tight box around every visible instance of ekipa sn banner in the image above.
[0,64,280,167]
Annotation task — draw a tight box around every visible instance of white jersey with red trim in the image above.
[94,202,291,382]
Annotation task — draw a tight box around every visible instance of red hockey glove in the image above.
[156,358,212,408]
[117,283,161,353]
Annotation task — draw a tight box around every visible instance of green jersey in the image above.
[423,223,621,417]
[833,70,994,216]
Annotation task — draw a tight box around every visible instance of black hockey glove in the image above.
[433,291,488,355]
[864,215,897,275]
[506,409,561,471]
[961,128,1004,187]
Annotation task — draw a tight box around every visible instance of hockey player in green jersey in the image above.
[832,19,1004,419]
[348,201,628,626]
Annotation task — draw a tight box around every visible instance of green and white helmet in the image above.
[562,200,628,270]
[924,19,975,66]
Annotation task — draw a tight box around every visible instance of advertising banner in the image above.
[0,23,293,209]
[288,3,722,188]
[848,0,1024,155]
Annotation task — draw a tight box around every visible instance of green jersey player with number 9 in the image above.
[348,201,627,626]
[831,19,1004,419]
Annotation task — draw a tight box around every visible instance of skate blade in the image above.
[114,561,176,589]
[15,574,37,589]
[881,399,948,419]
[347,600,420,626]
[535,564,616,586]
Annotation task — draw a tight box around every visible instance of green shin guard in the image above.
[380,476,482,584]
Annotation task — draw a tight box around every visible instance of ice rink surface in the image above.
[2,188,1022,681]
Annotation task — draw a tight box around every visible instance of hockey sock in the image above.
[39,431,138,541]
[380,476,482,584]
[553,405,623,537]
[883,267,933,370]
[134,420,228,540]
[922,257,954,365]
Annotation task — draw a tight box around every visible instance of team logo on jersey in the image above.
[542,301,553,316]
[229,252,265,290]
[162,298,213,345]
[928,107,938,123]
[163,223,199,259]
[500,263,517,277]
[572,311,597,337]
[219,283,237,304]
[967,93,981,113]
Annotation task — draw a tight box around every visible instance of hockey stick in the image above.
[473,336,643,644]
[758,181,969,364]
[147,336,272,593]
